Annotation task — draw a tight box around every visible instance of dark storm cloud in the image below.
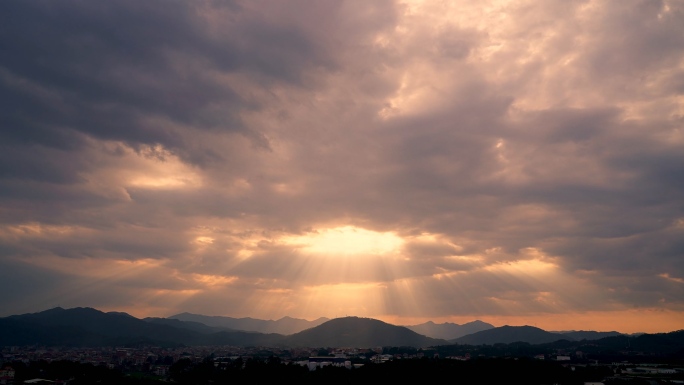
[0,0,338,164]
[0,143,88,184]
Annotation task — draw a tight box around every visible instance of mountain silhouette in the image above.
[0,307,285,347]
[169,312,329,334]
[1,307,197,346]
[454,325,567,345]
[3,307,676,352]
[143,317,236,334]
[285,316,447,347]
[406,320,494,340]
[557,330,622,341]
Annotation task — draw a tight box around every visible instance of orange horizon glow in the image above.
[91,306,683,335]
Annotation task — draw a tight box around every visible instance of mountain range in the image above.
[0,308,442,348]
[2,307,677,351]
[168,312,329,335]
[405,320,495,340]
[0,307,286,347]
[451,326,624,345]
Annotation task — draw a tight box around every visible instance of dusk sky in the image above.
[1,0,683,333]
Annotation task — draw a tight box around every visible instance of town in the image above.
[2,343,683,384]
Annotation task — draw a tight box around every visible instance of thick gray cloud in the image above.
[1,0,683,332]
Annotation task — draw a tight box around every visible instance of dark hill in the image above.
[0,307,285,347]
[559,330,622,341]
[630,329,684,353]
[1,307,198,346]
[285,316,447,348]
[454,325,567,345]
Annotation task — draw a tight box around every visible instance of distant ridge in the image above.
[406,320,494,340]
[169,312,329,335]
[453,326,624,345]
[284,316,447,348]
[2,307,678,351]
[555,330,622,341]
[454,325,567,345]
[144,317,236,334]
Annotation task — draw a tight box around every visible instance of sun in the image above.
[282,226,404,256]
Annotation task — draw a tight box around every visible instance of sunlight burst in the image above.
[282,226,404,256]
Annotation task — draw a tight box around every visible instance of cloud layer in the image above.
[1,0,683,332]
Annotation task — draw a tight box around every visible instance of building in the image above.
[0,366,15,385]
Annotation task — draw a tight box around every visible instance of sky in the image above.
[1,0,683,334]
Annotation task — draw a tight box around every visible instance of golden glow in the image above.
[0,223,81,238]
[236,249,254,260]
[431,270,463,280]
[473,309,684,334]
[151,289,202,296]
[483,257,555,274]
[132,288,203,315]
[124,144,202,189]
[194,236,215,245]
[281,226,404,256]
[18,255,163,278]
[129,176,196,188]
[299,282,388,318]
[380,309,684,334]
[272,182,304,195]
[191,273,237,287]
[659,273,684,284]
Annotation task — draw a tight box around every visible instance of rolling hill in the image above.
[556,330,622,341]
[454,325,568,345]
[285,316,447,348]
